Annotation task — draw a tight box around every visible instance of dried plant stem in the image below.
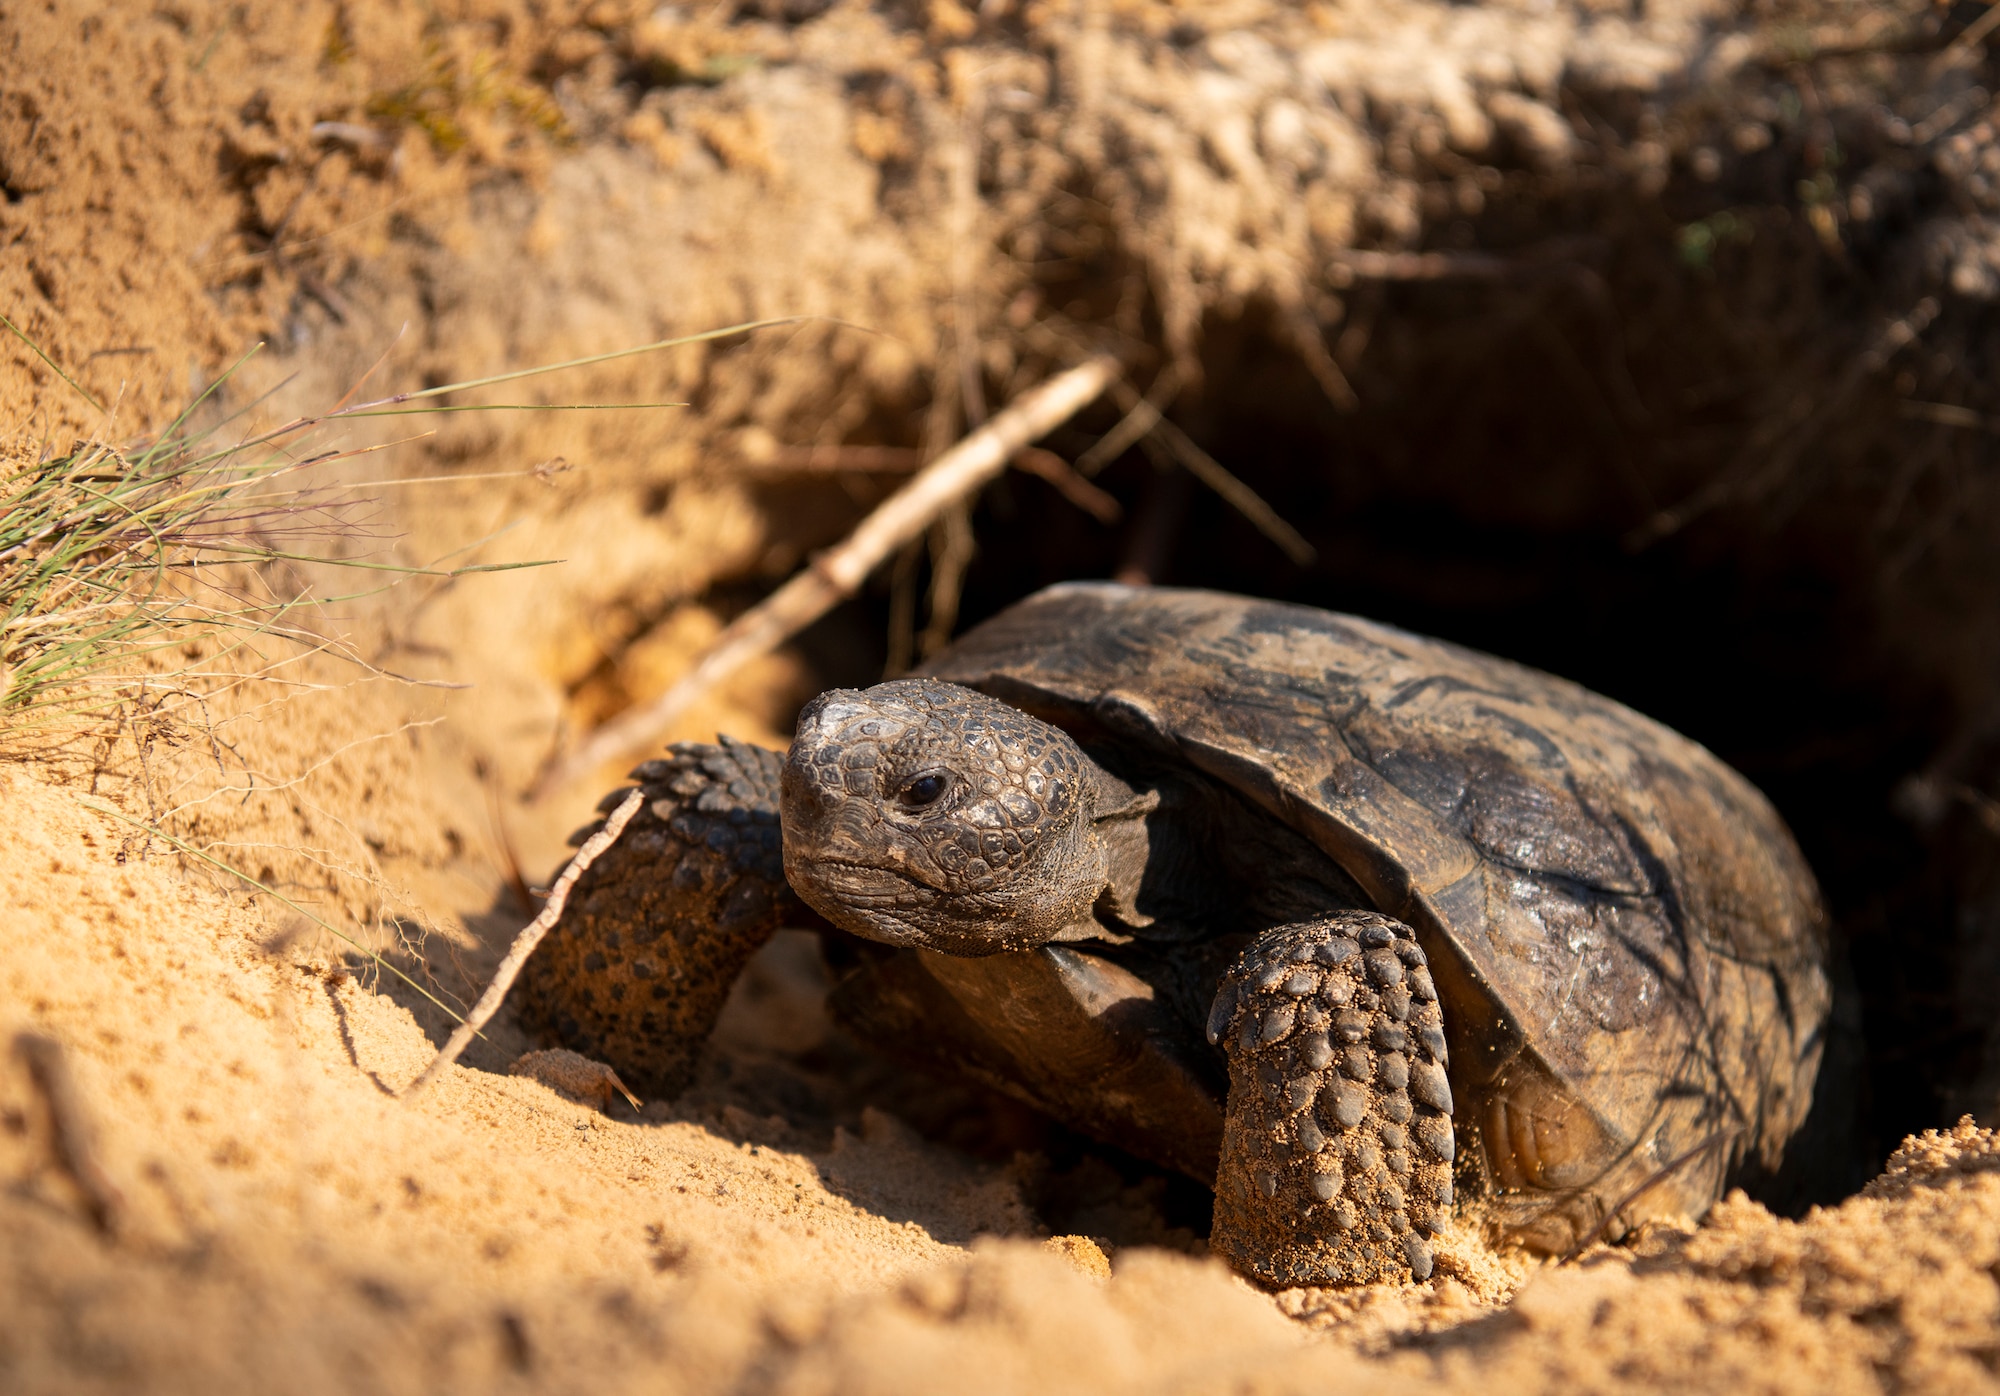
[406,789,646,1099]
[533,355,1118,796]
[1012,446,1122,524]
[918,499,976,660]
[1140,415,1317,565]
[1075,365,1179,477]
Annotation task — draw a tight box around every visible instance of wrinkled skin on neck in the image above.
[780,679,1108,955]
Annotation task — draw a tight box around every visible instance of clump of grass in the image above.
[0,353,496,729]
[0,316,793,732]
[1,406,339,722]
[3,315,797,1028]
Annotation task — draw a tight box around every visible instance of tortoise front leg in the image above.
[516,737,802,1099]
[1206,911,1455,1285]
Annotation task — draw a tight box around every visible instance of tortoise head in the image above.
[779,679,1107,955]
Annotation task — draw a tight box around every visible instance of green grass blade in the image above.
[334,401,687,416]
[136,343,270,468]
[0,311,106,414]
[335,315,811,412]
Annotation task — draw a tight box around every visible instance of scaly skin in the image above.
[1207,911,1454,1285]
[516,738,800,1098]
[780,678,1108,954]
[776,680,1463,1285]
[529,581,1834,1282]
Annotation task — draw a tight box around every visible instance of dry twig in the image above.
[1130,411,1317,566]
[1012,446,1122,524]
[532,356,1118,796]
[405,789,646,1097]
[1075,365,1179,477]
[733,443,923,473]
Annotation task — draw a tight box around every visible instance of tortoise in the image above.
[520,583,1830,1285]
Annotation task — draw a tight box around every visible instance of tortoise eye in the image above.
[898,773,949,809]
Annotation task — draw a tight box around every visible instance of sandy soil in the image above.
[9,749,2000,1394]
[10,0,2000,1391]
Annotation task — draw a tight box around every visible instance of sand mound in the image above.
[9,750,2000,1391]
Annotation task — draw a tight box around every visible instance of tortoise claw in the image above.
[1208,911,1455,1286]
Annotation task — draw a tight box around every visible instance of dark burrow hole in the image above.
[814,272,1990,1219]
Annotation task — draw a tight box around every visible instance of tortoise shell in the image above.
[924,582,1829,1245]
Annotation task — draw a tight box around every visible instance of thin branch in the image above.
[1012,446,1122,523]
[405,790,647,1098]
[530,355,1119,797]
[1145,416,1317,565]
[1075,365,1179,477]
